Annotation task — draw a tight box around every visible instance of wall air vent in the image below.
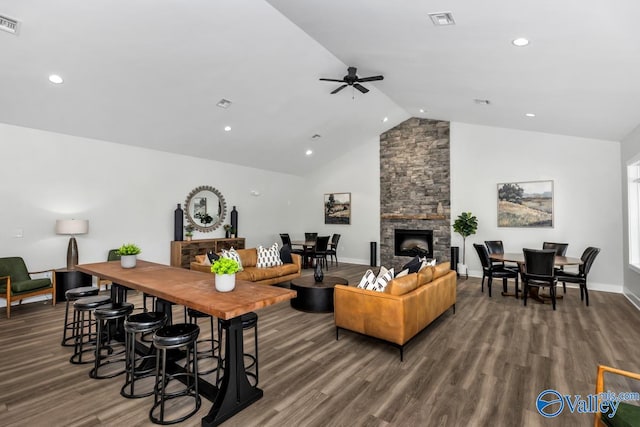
[0,14,20,35]
[474,99,491,105]
[428,12,455,26]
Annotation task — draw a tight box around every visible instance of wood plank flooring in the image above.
[1,263,639,426]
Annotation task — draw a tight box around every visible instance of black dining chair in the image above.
[327,234,341,266]
[304,233,318,242]
[473,244,519,298]
[522,248,558,310]
[280,233,292,246]
[543,242,569,292]
[484,240,517,270]
[312,236,330,270]
[554,247,600,306]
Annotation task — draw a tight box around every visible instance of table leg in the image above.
[202,316,263,427]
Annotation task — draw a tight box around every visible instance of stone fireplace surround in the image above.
[380,118,451,270]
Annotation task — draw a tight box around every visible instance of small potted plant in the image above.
[117,243,141,268]
[223,224,233,238]
[211,257,239,292]
[452,212,478,276]
[184,224,195,241]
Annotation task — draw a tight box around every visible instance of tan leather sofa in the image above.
[334,261,456,360]
[191,248,302,286]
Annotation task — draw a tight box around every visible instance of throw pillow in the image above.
[280,244,293,264]
[357,269,377,290]
[257,243,284,268]
[207,251,220,263]
[402,256,422,274]
[395,268,409,278]
[374,266,394,292]
[203,255,211,266]
[220,248,243,271]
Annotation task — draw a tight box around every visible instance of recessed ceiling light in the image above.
[512,38,529,47]
[48,74,63,84]
[305,149,313,156]
[525,113,536,117]
[216,99,232,109]
[419,108,425,113]
[224,126,231,132]
[382,117,388,122]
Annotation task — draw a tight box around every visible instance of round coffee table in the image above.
[290,275,348,313]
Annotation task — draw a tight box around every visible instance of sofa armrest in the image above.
[291,254,302,272]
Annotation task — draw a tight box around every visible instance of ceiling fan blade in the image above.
[320,78,345,82]
[331,84,348,94]
[347,67,357,78]
[357,75,384,82]
[354,83,369,94]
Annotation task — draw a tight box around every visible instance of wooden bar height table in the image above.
[76,260,296,427]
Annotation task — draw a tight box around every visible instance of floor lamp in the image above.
[56,219,89,270]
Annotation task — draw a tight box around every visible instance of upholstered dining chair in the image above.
[484,240,516,269]
[542,242,569,292]
[522,248,558,310]
[98,249,121,291]
[0,257,56,318]
[312,236,331,270]
[555,247,600,306]
[304,232,318,242]
[473,244,519,297]
[280,233,303,257]
[327,234,341,266]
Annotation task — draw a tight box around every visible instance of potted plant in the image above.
[184,224,195,241]
[452,212,478,276]
[211,257,239,292]
[223,224,235,238]
[117,243,141,268]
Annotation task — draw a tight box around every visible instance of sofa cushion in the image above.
[395,268,409,278]
[3,278,52,294]
[235,248,257,268]
[221,248,244,271]
[207,251,219,263]
[417,267,434,287]
[432,262,451,280]
[241,264,298,281]
[385,274,418,296]
[257,243,283,268]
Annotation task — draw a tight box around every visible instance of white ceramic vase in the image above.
[215,273,236,292]
[121,255,137,269]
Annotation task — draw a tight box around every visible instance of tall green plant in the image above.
[452,212,478,264]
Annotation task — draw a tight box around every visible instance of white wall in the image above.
[0,123,304,306]
[620,123,640,307]
[450,122,623,292]
[299,137,381,265]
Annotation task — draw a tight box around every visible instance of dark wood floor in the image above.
[1,263,639,427]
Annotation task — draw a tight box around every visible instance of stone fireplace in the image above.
[394,229,433,258]
[380,118,450,269]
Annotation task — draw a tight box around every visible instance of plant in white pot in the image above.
[117,243,141,268]
[211,257,239,292]
[452,212,478,276]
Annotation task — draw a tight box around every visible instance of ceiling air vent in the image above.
[216,99,232,109]
[428,12,455,26]
[0,14,20,35]
[474,99,491,105]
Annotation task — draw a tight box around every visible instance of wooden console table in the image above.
[170,237,245,269]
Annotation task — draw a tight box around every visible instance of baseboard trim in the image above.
[466,270,623,294]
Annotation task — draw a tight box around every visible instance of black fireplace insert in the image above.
[394,229,433,258]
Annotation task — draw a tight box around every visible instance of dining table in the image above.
[76,259,296,427]
[291,240,319,268]
[488,252,583,302]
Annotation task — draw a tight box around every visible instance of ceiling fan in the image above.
[319,66,384,94]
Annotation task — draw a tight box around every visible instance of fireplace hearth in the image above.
[394,229,433,258]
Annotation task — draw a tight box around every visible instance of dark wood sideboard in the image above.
[170,237,245,269]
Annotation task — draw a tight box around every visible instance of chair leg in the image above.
[481,274,485,293]
[502,277,508,294]
[523,283,528,306]
[515,275,519,299]
[562,282,566,294]
[583,283,589,307]
[551,286,556,310]
[488,277,493,297]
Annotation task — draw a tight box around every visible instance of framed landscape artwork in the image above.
[497,180,553,228]
[324,193,351,225]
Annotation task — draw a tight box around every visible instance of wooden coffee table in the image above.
[290,275,348,312]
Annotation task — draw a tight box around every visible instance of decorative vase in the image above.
[225,230,230,238]
[314,262,324,282]
[215,273,236,292]
[231,206,238,236]
[186,235,192,241]
[174,203,184,241]
[121,255,137,269]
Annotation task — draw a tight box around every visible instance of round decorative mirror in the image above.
[184,185,226,232]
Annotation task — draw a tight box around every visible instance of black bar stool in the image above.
[61,286,99,347]
[150,323,201,425]
[186,308,219,375]
[121,311,167,398]
[70,295,112,364]
[217,312,258,387]
[90,302,135,379]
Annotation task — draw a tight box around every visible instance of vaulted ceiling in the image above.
[1,0,638,175]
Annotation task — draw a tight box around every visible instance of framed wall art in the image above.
[324,192,351,225]
[497,180,553,227]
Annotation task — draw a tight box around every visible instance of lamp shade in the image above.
[55,219,89,235]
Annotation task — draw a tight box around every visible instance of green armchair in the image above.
[0,257,56,318]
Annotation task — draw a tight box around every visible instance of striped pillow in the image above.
[220,248,243,271]
[374,266,394,292]
[357,269,377,290]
